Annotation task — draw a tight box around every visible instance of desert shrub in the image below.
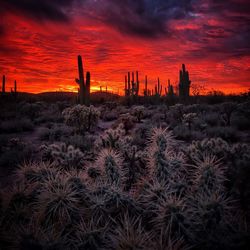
[101,110,119,121]
[231,113,250,131]
[182,113,198,130]
[168,104,184,126]
[131,105,145,123]
[203,112,220,126]
[151,112,164,124]
[35,105,63,124]
[0,138,34,168]
[0,118,34,133]
[20,102,44,120]
[62,105,100,133]
[206,126,238,142]
[38,124,73,141]
[173,124,204,141]
[219,102,237,126]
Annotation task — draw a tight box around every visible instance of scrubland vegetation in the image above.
[0,95,249,249]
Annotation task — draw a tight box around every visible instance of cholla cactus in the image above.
[153,194,187,236]
[95,148,123,185]
[147,127,177,183]
[189,191,232,232]
[187,137,230,160]
[15,162,57,185]
[191,154,226,194]
[118,113,136,133]
[11,219,65,250]
[138,178,171,211]
[62,105,100,133]
[72,218,108,249]
[1,183,35,230]
[99,123,126,149]
[153,235,190,250]
[132,105,145,123]
[36,177,81,228]
[40,143,85,170]
[108,214,152,249]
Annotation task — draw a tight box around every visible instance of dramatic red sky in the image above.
[0,0,249,94]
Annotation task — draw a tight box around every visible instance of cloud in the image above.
[1,0,80,22]
[83,0,196,38]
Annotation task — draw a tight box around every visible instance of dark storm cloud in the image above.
[0,0,79,22]
[91,0,196,38]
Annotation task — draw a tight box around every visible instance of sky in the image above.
[0,0,249,94]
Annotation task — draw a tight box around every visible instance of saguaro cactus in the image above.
[144,75,148,96]
[75,55,90,105]
[155,77,162,97]
[179,64,191,99]
[14,80,17,94]
[2,75,5,93]
[124,71,139,98]
[166,79,174,96]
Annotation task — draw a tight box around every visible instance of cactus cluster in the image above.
[0,123,249,249]
[75,55,91,105]
[124,71,140,98]
[123,64,192,102]
[1,75,18,96]
[40,143,86,170]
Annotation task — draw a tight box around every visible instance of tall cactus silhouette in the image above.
[75,55,90,105]
[14,80,17,94]
[167,79,174,96]
[144,75,148,96]
[179,64,191,99]
[155,77,162,96]
[124,71,139,98]
[2,75,5,93]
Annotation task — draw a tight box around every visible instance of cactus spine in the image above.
[75,55,90,106]
[2,75,5,93]
[179,64,191,99]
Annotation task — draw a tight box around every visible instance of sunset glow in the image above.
[0,0,249,94]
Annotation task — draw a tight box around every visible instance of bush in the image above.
[206,126,238,142]
[131,106,145,123]
[0,118,34,133]
[38,124,73,141]
[0,138,34,168]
